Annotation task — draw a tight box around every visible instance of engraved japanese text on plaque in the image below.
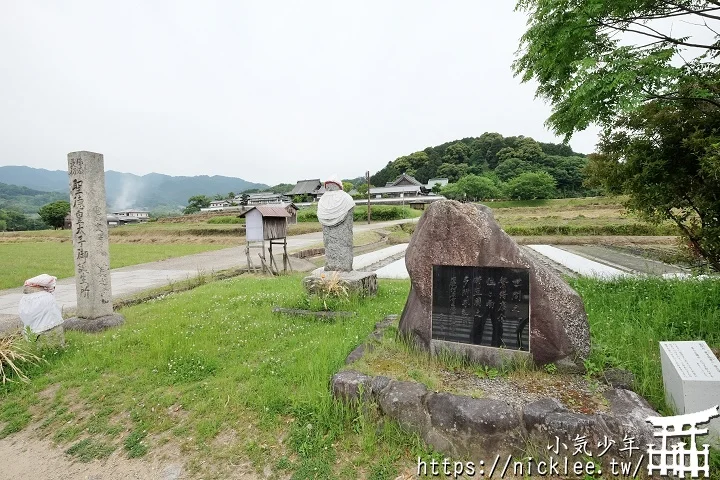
[431,265,530,351]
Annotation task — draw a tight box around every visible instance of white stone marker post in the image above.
[660,341,720,446]
[64,151,124,332]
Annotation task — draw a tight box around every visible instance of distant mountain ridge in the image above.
[0,181,68,215]
[0,166,268,210]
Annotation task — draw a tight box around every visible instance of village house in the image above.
[368,174,450,198]
[426,177,449,189]
[288,179,322,201]
[64,214,136,229]
[110,209,150,221]
[209,200,231,209]
[240,192,291,205]
[369,173,426,198]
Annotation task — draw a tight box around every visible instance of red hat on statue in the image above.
[324,175,343,190]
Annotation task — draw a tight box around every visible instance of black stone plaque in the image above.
[431,265,530,351]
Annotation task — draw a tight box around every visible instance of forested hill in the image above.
[370,132,591,197]
[0,182,68,215]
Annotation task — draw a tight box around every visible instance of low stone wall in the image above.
[290,247,325,259]
[332,316,660,471]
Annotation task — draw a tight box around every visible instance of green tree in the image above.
[505,172,557,200]
[442,143,473,164]
[455,175,501,201]
[440,183,463,200]
[431,183,443,195]
[227,191,236,199]
[342,181,354,192]
[0,208,45,231]
[437,163,469,183]
[405,151,430,169]
[515,0,720,268]
[514,0,720,139]
[544,155,589,196]
[183,195,212,214]
[38,200,71,229]
[495,158,536,182]
[586,96,720,271]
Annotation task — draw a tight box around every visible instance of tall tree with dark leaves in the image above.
[38,200,71,229]
[514,0,720,138]
[586,96,720,270]
[515,0,720,269]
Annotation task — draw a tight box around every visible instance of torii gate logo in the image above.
[646,405,719,478]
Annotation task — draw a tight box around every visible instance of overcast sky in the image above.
[0,1,599,185]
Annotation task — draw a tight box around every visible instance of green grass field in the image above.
[0,275,426,479]
[1,274,718,477]
[572,277,720,413]
[0,243,227,290]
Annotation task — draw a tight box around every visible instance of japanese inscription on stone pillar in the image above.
[431,265,530,351]
[68,151,113,319]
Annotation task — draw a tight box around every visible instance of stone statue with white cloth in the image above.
[317,176,355,271]
[18,273,65,346]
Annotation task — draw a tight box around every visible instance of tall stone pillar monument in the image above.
[64,151,124,332]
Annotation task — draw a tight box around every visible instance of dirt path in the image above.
[0,426,273,480]
[0,427,186,480]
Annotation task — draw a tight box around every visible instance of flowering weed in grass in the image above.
[165,354,218,383]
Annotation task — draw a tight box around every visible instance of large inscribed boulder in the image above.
[399,200,590,367]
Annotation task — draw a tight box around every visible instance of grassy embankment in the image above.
[1,273,718,478]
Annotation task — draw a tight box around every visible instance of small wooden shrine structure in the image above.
[282,202,299,225]
[239,205,292,274]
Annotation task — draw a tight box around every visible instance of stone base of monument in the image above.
[64,313,125,333]
[303,271,378,297]
[431,339,531,368]
[430,339,584,373]
[333,315,661,470]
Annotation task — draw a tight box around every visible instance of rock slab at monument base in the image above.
[303,271,378,297]
[64,313,125,333]
[331,369,659,467]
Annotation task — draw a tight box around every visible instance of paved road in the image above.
[558,245,688,276]
[0,218,417,327]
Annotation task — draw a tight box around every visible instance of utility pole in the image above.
[366,170,371,224]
